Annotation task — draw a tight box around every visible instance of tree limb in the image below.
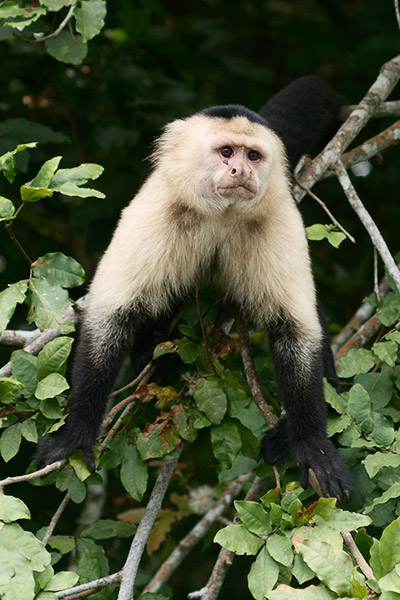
[334,160,400,291]
[117,453,181,600]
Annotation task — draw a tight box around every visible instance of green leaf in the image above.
[214,524,264,555]
[194,379,227,424]
[27,278,71,330]
[267,585,336,599]
[3,6,46,30]
[306,224,346,248]
[10,349,37,393]
[211,420,241,469]
[0,545,34,599]
[81,519,136,540]
[0,495,30,522]
[0,280,28,333]
[379,566,400,594]
[377,293,400,327]
[298,540,353,595]
[0,142,37,182]
[33,253,85,289]
[136,420,180,460]
[0,423,22,462]
[347,384,372,424]
[292,553,315,585]
[363,452,400,478]
[0,522,51,571]
[74,0,106,41]
[31,156,62,188]
[337,349,376,378]
[355,370,394,409]
[35,373,69,399]
[50,163,104,198]
[120,444,148,501]
[68,452,92,482]
[0,377,24,403]
[56,467,86,504]
[234,501,272,536]
[44,571,79,592]
[76,538,109,582]
[40,0,75,9]
[266,533,293,567]
[248,547,279,600]
[324,508,372,530]
[47,535,75,554]
[323,379,346,413]
[39,397,63,419]
[373,341,398,367]
[37,337,74,380]
[175,338,200,363]
[364,482,400,514]
[45,31,88,65]
[379,516,400,575]
[0,196,15,221]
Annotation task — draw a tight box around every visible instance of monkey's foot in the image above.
[290,436,350,503]
[35,423,96,472]
[261,421,349,503]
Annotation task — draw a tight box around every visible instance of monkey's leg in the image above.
[261,321,349,501]
[35,317,131,470]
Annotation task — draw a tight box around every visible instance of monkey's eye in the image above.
[220,146,234,158]
[248,150,261,161]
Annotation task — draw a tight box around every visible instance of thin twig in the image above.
[395,0,400,30]
[109,363,154,398]
[234,308,277,427]
[335,313,382,361]
[0,459,66,491]
[141,473,253,596]
[55,572,122,598]
[373,247,380,305]
[5,221,32,265]
[117,453,181,600]
[42,493,71,546]
[341,531,374,580]
[340,100,400,119]
[188,476,268,600]
[296,180,356,243]
[334,160,400,292]
[14,5,76,44]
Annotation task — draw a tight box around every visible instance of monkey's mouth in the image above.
[217,184,256,200]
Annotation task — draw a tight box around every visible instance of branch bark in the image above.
[334,160,400,292]
[117,453,181,600]
[293,54,400,202]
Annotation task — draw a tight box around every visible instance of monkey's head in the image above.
[152,106,290,216]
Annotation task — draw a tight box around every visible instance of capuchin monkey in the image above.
[36,76,349,502]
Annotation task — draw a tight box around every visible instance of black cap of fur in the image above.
[200,104,269,127]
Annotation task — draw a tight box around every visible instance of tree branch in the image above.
[340,100,400,119]
[234,308,277,428]
[117,453,181,600]
[141,473,254,596]
[293,54,400,202]
[334,160,400,291]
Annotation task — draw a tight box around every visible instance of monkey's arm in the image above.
[261,320,349,501]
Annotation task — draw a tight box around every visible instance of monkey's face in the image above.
[154,114,286,215]
[195,120,277,211]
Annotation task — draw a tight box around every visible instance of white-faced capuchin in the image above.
[36,76,349,502]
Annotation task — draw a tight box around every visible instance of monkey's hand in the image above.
[261,421,349,503]
[35,420,96,472]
